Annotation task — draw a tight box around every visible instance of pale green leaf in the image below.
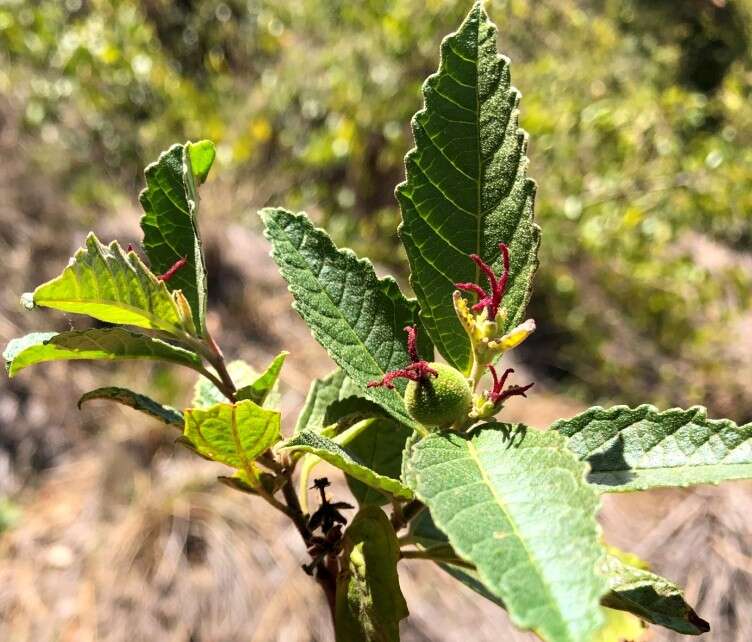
[346,418,413,506]
[182,400,280,470]
[236,351,287,406]
[192,359,258,408]
[601,554,709,635]
[335,505,408,642]
[260,207,430,428]
[279,429,413,500]
[405,425,607,642]
[593,609,648,642]
[397,1,540,372]
[26,233,190,334]
[78,386,183,428]
[295,369,363,434]
[552,404,752,492]
[4,328,201,377]
[139,141,214,331]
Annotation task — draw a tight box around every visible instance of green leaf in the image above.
[24,233,190,334]
[279,429,413,501]
[236,351,288,406]
[139,141,214,332]
[78,386,183,428]
[260,207,430,428]
[295,369,363,434]
[345,418,413,506]
[335,505,408,642]
[552,404,752,492]
[601,554,709,635]
[182,400,280,471]
[405,425,607,642]
[397,1,540,372]
[4,328,201,377]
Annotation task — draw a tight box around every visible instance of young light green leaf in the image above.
[295,369,363,434]
[345,418,413,506]
[192,359,258,408]
[78,386,183,428]
[139,141,214,332]
[279,429,413,501]
[4,328,201,377]
[601,554,709,635]
[25,234,191,334]
[552,404,752,492]
[260,207,430,429]
[182,400,280,471]
[397,1,540,372]
[236,351,288,406]
[335,505,409,642]
[405,425,607,642]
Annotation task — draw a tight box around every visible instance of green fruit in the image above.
[404,362,472,428]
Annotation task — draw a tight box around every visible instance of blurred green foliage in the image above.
[2,0,751,413]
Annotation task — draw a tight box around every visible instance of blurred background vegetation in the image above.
[2,2,752,639]
[3,0,751,418]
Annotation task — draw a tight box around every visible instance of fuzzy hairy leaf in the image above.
[552,404,752,492]
[236,352,287,406]
[345,418,413,506]
[405,425,606,642]
[182,400,280,470]
[601,554,709,635]
[4,328,201,377]
[280,429,413,500]
[139,140,215,332]
[23,233,190,334]
[295,369,363,434]
[260,208,430,429]
[397,1,540,372]
[335,505,408,642]
[78,386,183,427]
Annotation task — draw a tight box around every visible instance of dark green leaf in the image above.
[397,1,540,371]
[335,505,408,642]
[260,207,430,428]
[139,141,214,332]
[405,425,607,642]
[23,234,191,334]
[280,428,413,500]
[4,328,201,377]
[78,386,183,427]
[552,404,752,492]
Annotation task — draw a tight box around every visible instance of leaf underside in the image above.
[405,425,606,642]
[295,369,363,434]
[335,505,409,642]
[397,1,540,372]
[552,404,752,492]
[4,328,201,377]
[280,430,413,501]
[78,386,183,427]
[260,207,430,428]
[26,233,186,334]
[139,141,214,331]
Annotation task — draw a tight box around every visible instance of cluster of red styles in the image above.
[369,243,533,409]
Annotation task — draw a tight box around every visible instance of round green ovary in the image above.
[404,362,472,428]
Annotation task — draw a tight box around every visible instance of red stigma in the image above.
[455,242,510,318]
[367,325,438,389]
[157,256,188,282]
[487,364,533,405]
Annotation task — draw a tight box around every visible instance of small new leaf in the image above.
[295,369,363,435]
[397,1,540,371]
[552,404,752,492]
[335,505,409,642]
[236,351,288,406]
[182,400,280,472]
[4,328,201,377]
[25,234,192,334]
[78,386,183,428]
